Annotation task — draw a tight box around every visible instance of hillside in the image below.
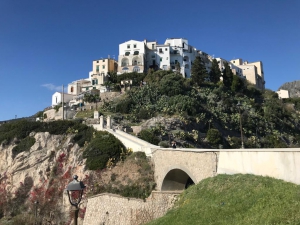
[147,174,300,225]
[278,80,300,97]
[76,70,300,149]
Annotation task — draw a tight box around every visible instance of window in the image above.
[127,44,130,49]
[159,48,163,53]
[96,61,99,63]
[160,57,162,62]
[125,52,130,56]
[233,60,235,63]
[166,57,168,60]
[102,65,105,69]
[134,44,137,48]
[165,48,168,51]
[134,51,139,55]
[86,87,89,90]
[175,60,178,64]
[71,87,74,93]
[96,65,99,72]
[103,59,105,62]
[151,55,155,59]
[152,44,155,49]
[133,66,140,72]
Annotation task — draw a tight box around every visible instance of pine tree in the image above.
[191,56,208,86]
[175,61,181,74]
[209,59,221,83]
[222,62,233,88]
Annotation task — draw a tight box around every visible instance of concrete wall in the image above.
[83,191,180,225]
[218,149,300,185]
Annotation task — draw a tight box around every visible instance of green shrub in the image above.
[83,131,126,170]
[159,141,169,148]
[138,129,160,145]
[12,136,36,158]
[116,99,134,114]
[206,129,222,146]
[137,108,152,120]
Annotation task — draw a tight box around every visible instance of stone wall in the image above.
[151,148,218,191]
[83,191,180,225]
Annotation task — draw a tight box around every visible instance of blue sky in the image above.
[0,0,299,121]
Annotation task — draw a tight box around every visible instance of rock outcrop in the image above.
[278,80,300,97]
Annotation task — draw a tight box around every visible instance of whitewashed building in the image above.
[118,40,146,74]
[118,38,212,78]
[52,92,74,107]
[277,89,290,99]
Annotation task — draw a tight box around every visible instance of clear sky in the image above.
[0,0,299,121]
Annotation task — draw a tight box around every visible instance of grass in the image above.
[147,174,300,225]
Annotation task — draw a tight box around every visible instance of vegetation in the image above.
[83,131,126,170]
[191,56,208,85]
[97,70,300,149]
[87,152,155,199]
[148,174,300,225]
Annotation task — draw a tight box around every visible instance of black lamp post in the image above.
[237,101,244,149]
[34,200,39,225]
[66,175,86,225]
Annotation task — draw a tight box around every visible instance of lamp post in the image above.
[66,175,86,225]
[237,101,244,149]
[34,200,39,225]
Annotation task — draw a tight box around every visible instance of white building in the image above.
[118,40,146,74]
[52,92,74,107]
[118,38,212,78]
[277,89,290,99]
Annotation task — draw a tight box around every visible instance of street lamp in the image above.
[237,101,244,149]
[66,175,86,225]
[34,200,39,225]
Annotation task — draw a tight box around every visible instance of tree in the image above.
[207,128,222,147]
[107,71,118,84]
[222,62,233,88]
[231,75,245,92]
[209,59,221,83]
[175,61,181,74]
[191,56,208,86]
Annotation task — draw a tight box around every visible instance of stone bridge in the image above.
[92,123,300,191]
[84,123,300,224]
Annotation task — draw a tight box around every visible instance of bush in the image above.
[12,136,35,158]
[138,129,160,145]
[116,99,134,114]
[137,108,152,120]
[206,129,222,147]
[83,131,126,170]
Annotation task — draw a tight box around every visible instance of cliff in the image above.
[278,80,300,97]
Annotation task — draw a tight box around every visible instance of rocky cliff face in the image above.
[278,80,300,97]
[0,132,87,224]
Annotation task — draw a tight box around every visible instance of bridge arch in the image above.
[161,166,196,191]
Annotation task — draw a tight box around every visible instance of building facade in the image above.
[90,58,118,89]
[118,40,146,74]
[118,38,212,78]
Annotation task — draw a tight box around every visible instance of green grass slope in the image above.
[148,174,300,225]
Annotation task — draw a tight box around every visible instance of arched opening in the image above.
[121,58,129,67]
[132,56,142,66]
[161,169,195,191]
[183,56,189,62]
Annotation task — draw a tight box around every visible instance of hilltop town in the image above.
[51,38,267,108]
